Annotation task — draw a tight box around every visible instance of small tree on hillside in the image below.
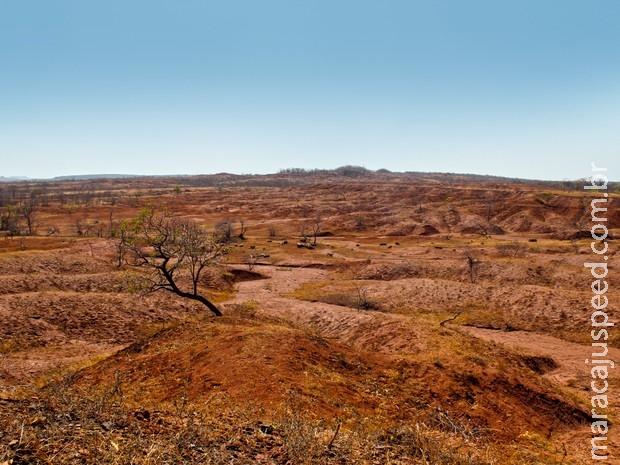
[464,248,480,284]
[118,207,228,316]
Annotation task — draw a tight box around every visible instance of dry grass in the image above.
[286,280,382,312]
[1,173,618,464]
[0,382,503,465]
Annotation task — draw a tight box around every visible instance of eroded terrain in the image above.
[0,171,617,464]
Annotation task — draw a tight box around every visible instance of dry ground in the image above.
[0,171,618,464]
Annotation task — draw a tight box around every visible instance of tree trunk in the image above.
[175,290,223,316]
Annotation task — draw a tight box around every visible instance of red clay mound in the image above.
[72,315,590,441]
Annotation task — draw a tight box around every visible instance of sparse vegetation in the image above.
[0,172,617,464]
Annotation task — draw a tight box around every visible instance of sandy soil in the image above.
[229,265,424,354]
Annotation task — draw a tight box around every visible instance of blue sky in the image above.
[1,1,619,180]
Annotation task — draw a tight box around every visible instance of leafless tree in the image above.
[1,205,20,235]
[310,216,322,245]
[114,221,132,268]
[563,219,587,241]
[299,203,313,218]
[474,221,490,238]
[118,207,228,316]
[464,248,480,283]
[108,208,115,238]
[245,253,259,271]
[19,196,39,236]
[237,218,247,240]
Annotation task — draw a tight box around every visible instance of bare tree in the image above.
[245,253,259,271]
[237,218,247,240]
[566,219,588,241]
[1,205,20,235]
[119,207,228,316]
[108,208,115,238]
[114,221,131,268]
[464,248,480,283]
[474,221,490,238]
[19,197,39,236]
[310,216,322,245]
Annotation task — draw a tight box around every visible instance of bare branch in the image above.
[118,206,227,316]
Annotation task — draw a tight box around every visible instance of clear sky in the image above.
[1,1,619,180]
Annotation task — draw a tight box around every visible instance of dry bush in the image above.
[277,393,492,465]
[214,218,235,243]
[297,286,381,312]
[495,240,527,258]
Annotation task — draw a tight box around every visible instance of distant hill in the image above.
[51,174,143,181]
[0,168,611,188]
